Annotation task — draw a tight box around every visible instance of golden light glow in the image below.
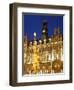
[24,27,63,74]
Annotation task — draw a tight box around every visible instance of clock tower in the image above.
[42,21,48,41]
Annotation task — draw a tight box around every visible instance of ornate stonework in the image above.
[24,22,63,75]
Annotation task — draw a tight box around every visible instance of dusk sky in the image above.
[23,13,63,41]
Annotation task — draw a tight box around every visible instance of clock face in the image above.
[42,30,45,33]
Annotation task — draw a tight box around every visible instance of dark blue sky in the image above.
[23,13,63,41]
